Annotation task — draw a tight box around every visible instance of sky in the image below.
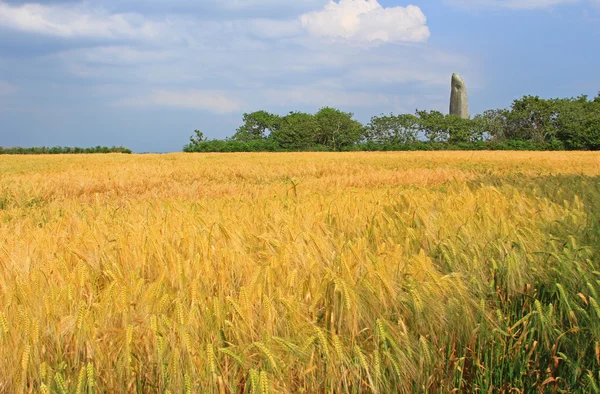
[0,0,598,152]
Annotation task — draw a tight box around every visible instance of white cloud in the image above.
[300,0,429,44]
[246,19,303,38]
[115,90,244,114]
[1,1,475,120]
[447,0,580,9]
[0,2,163,39]
[263,87,404,109]
[56,46,180,66]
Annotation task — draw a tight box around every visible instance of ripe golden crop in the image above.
[0,152,599,392]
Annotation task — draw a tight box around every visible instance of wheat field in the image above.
[0,152,599,393]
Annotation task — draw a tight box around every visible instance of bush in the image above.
[0,146,132,155]
[185,93,600,153]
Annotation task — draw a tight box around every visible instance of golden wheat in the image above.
[0,152,598,392]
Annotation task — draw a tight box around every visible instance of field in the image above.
[0,152,599,393]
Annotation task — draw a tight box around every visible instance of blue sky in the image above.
[0,0,598,152]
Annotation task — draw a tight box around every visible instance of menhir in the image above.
[449,73,470,119]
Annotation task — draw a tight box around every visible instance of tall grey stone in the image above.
[449,73,470,119]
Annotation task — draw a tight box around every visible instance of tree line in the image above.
[0,146,132,155]
[184,93,600,152]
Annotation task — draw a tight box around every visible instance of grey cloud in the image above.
[0,0,479,152]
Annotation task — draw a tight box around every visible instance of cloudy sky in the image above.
[0,0,598,152]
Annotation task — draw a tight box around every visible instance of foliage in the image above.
[346,139,557,152]
[415,110,485,144]
[189,129,207,145]
[231,111,281,142]
[268,111,318,150]
[1,153,599,392]
[366,113,419,145]
[0,145,132,154]
[415,110,449,142]
[506,95,560,143]
[475,109,509,141]
[314,107,363,150]
[184,138,282,152]
[475,94,600,150]
[554,95,600,150]
[185,92,600,152]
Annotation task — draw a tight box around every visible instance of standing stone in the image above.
[449,73,470,119]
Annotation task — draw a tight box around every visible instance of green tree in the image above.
[415,111,484,144]
[189,129,207,145]
[476,109,510,141]
[314,107,363,150]
[271,112,318,150]
[232,111,280,141]
[367,114,419,144]
[446,115,486,143]
[555,95,600,150]
[506,96,561,143]
[416,110,448,142]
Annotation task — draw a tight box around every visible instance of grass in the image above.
[0,151,599,393]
